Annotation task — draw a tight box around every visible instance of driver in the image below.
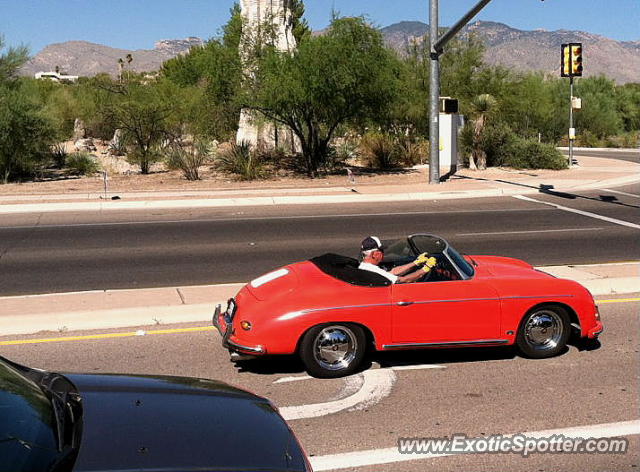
[358,236,436,284]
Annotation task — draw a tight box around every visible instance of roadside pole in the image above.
[428,0,493,184]
[569,76,574,168]
[429,0,440,184]
[561,43,583,168]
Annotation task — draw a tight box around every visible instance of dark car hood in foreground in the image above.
[67,373,307,472]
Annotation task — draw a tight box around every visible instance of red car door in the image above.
[390,279,502,344]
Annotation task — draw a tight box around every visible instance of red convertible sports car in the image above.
[213,234,603,378]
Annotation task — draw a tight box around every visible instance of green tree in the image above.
[0,36,56,182]
[615,82,640,133]
[572,76,623,139]
[0,35,28,85]
[247,17,401,176]
[0,86,56,182]
[102,79,188,174]
[161,5,242,140]
[287,0,311,45]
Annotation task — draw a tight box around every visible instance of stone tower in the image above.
[237,0,298,151]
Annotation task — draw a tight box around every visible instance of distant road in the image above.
[0,184,638,296]
[560,148,639,163]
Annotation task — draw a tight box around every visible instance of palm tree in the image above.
[117,58,124,83]
[469,93,497,170]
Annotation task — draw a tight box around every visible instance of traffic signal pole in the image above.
[562,43,582,168]
[428,0,493,184]
[569,76,574,168]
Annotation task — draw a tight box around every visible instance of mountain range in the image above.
[20,21,639,84]
[382,21,640,84]
[20,37,204,78]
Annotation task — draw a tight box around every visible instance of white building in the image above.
[35,71,79,83]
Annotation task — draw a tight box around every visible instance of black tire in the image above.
[516,305,571,359]
[299,323,366,378]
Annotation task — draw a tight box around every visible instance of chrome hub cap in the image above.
[313,326,357,371]
[524,310,563,351]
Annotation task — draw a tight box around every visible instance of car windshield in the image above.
[447,246,475,278]
[382,235,474,280]
[0,360,61,472]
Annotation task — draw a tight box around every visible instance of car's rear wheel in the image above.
[299,324,366,378]
[516,305,570,359]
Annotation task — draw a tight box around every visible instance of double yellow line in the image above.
[0,326,216,346]
[1,298,637,347]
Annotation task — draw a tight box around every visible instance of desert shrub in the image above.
[603,132,639,148]
[215,141,266,180]
[50,143,68,168]
[479,122,517,167]
[66,152,99,175]
[359,132,400,169]
[503,138,567,170]
[395,137,429,166]
[165,140,212,181]
[574,130,603,148]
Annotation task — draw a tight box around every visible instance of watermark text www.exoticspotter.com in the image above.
[398,434,629,457]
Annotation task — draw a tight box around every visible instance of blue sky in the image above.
[1,0,638,54]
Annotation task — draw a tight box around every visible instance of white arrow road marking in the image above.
[279,369,396,421]
[310,419,640,471]
[513,195,640,229]
[388,364,446,371]
[274,375,314,384]
[274,364,445,383]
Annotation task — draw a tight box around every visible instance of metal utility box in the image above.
[438,97,460,177]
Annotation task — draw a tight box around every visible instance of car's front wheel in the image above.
[516,305,570,359]
[299,324,366,378]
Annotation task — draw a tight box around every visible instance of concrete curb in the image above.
[1,303,218,337]
[558,147,639,153]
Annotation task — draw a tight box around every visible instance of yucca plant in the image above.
[216,141,266,180]
[470,93,498,170]
[165,140,212,181]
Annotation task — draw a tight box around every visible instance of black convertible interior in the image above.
[310,235,469,286]
[310,253,391,287]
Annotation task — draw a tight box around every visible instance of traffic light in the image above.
[570,44,583,76]
[561,43,583,77]
[561,44,571,77]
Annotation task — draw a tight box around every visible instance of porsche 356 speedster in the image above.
[213,234,602,378]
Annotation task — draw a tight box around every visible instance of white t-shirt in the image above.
[358,262,398,284]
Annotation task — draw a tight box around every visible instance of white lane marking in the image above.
[274,364,445,383]
[274,375,314,384]
[279,369,396,421]
[601,188,640,199]
[310,419,640,471]
[514,195,640,230]
[457,227,603,237]
[388,364,446,371]
[0,208,553,230]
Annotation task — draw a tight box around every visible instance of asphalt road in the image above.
[1,296,637,471]
[0,184,638,296]
[561,148,639,163]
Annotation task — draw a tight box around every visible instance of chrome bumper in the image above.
[212,304,265,355]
